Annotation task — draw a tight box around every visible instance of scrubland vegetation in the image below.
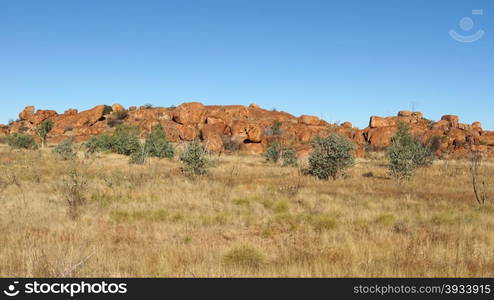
[0,133,493,277]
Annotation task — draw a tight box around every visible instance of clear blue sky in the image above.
[1,0,493,129]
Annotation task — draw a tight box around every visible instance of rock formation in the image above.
[4,103,494,158]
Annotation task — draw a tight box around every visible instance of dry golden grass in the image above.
[0,144,493,277]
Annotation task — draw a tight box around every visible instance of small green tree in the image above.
[387,122,435,179]
[145,125,175,159]
[264,142,281,163]
[308,134,355,180]
[110,124,141,156]
[53,139,77,160]
[180,140,209,176]
[282,147,298,167]
[85,134,113,154]
[36,119,54,148]
[7,133,38,150]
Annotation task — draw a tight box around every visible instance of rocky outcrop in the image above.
[364,112,493,158]
[5,104,494,159]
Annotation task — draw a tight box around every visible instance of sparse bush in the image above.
[52,139,77,160]
[222,135,241,152]
[129,143,148,165]
[429,135,442,152]
[282,147,298,167]
[107,110,129,128]
[36,119,54,148]
[223,244,266,270]
[109,124,141,156]
[144,103,154,109]
[7,133,38,150]
[144,125,174,159]
[387,122,434,179]
[179,140,209,176]
[84,124,140,156]
[85,134,113,154]
[103,105,113,115]
[307,134,355,180]
[470,151,493,205]
[265,120,284,136]
[264,142,281,163]
[60,165,88,219]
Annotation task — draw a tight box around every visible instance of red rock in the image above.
[112,104,125,112]
[441,115,459,128]
[472,121,482,130]
[173,102,206,125]
[367,127,397,147]
[129,106,137,111]
[299,115,320,126]
[30,110,58,125]
[432,120,450,131]
[178,125,198,141]
[19,106,35,121]
[480,132,494,146]
[7,105,494,160]
[201,124,224,152]
[64,109,78,116]
[247,124,264,142]
[341,122,353,128]
[398,111,413,117]
[50,105,105,137]
[369,116,396,128]
[230,120,249,140]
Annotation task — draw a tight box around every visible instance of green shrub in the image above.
[429,135,442,152]
[129,143,148,165]
[282,147,298,167]
[144,125,174,159]
[223,244,266,270]
[179,140,209,176]
[109,124,141,156]
[52,139,77,160]
[103,105,113,115]
[107,110,129,128]
[387,122,435,179]
[84,124,140,156]
[308,134,355,180]
[85,134,113,153]
[264,142,281,163]
[7,133,38,150]
[36,119,54,148]
[221,135,241,151]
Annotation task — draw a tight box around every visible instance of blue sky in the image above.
[1,0,493,129]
